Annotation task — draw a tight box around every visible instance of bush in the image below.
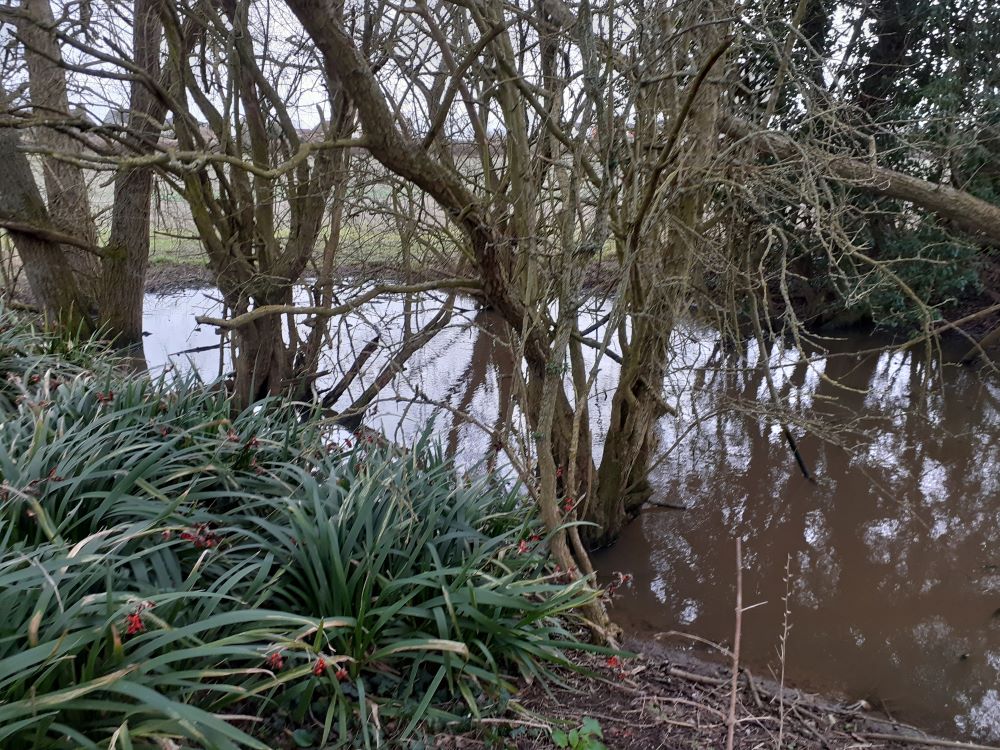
[854,227,981,331]
[0,309,597,748]
[793,216,983,332]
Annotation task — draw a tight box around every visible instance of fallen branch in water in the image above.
[169,342,224,356]
[646,499,688,510]
[321,335,380,408]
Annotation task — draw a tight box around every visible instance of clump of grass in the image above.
[0,308,598,748]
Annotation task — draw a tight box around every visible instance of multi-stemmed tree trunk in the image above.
[157,0,351,406]
[1,0,167,351]
[15,0,102,303]
[285,0,621,639]
[586,2,731,543]
[0,126,94,333]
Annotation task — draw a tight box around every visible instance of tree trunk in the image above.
[0,128,93,332]
[591,366,667,545]
[720,114,1000,244]
[855,0,927,120]
[17,0,101,306]
[232,300,292,406]
[100,0,167,347]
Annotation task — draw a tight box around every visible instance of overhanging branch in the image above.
[0,219,104,256]
[195,278,481,330]
[18,138,367,179]
[720,114,1000,245]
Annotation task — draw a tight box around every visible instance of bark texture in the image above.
[0,129,93,331]
[16,0,101,304]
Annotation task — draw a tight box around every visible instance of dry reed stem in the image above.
[727,537,743,750]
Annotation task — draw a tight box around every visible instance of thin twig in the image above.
[476,717,551,731]
[742,667,764,711]
[656,630,733,657]
[648,696,727,720]
[666,666,728,686]
[777,553,792,748]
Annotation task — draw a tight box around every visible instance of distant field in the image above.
[143,177,419,269]
[6,161,616,280]
[15,159,422,270]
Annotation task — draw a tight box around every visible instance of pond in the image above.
[143,288,1000,743]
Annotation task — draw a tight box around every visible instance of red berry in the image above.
[125,612,145,636]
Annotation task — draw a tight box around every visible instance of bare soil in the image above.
[145,261,215,293]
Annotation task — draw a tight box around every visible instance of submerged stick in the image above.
[747,287,817,484]
[782,425,815,483]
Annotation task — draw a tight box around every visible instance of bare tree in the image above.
[0,0,171,347]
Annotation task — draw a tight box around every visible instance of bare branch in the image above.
[195,278,482,329]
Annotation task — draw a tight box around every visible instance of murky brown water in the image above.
[144,290,1000,742]
[596,336,1000,741]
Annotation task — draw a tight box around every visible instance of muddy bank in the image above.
[142,256,624,297]
[16,254,995,358]
[141,257,1000,356]
[440,645,998,749]
[140,289,1000,744]
[145,261,216,293]
[142,289,1000,744]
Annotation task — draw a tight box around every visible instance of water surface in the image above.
[143,289,1000,741]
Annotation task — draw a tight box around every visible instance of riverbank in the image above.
[0,309,602,749]
[4,298,998,748]
[142,258,1000,360]
[441,645,1000,749]
[143,256,624,296]
[7,252,999,360]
